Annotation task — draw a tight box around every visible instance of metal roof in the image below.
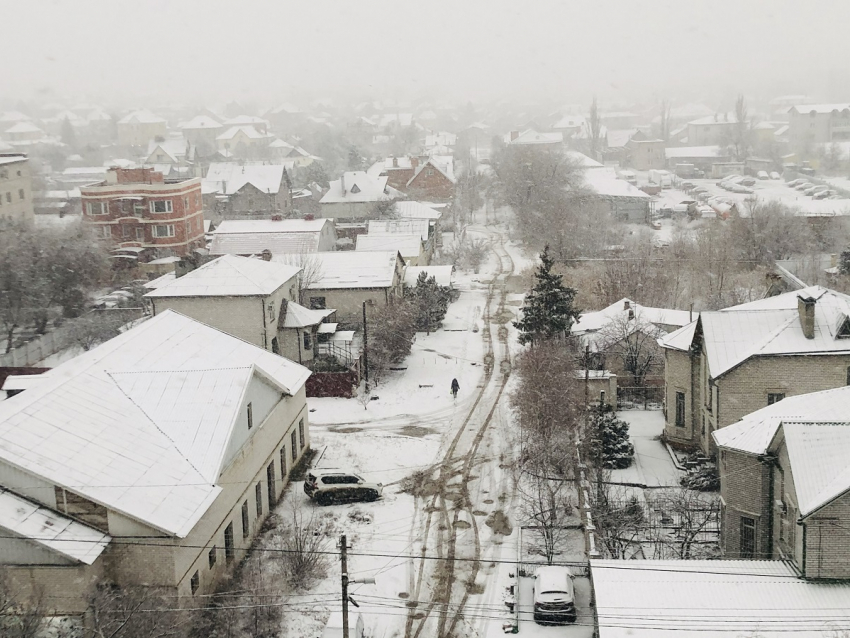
[592,559,850,637]
[290,251,401,289]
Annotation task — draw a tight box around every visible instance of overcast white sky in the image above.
[2,0,848,107]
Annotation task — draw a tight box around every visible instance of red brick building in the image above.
[405,158,456,201]
[81,167,205,261]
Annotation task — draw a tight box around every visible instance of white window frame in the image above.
[149,200,173,214]
[152,224,175,238]
[87,201,108,216]
[95,225,112,239]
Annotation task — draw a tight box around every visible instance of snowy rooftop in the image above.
[574,298,692,336]
[0,487,110,565]
[320,172,390,204]
[404,265,453,287]
[203,162,287,195]
[592,559,850,637]
[287,250,401,289]
[180,115,222,130]
[281,302,335,329]
[216,125,269,141]
[4,122,43,134]
[659,286,850,378]
[583,167,651,199]
[0,310,310,537]
[789,103,850,115]
[118,109,165,124]
[508,129,563,145]
[209,219,330,255]
[145,255,300,298]
[0,154,28,166]
[146,138,189,161]
[408,157,456,185]
[356,234,422,258]
[394,200,443,220]
[367,218,430,241]
[665,145,724,159]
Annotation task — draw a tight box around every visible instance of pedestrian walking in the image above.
[451,378,460,398]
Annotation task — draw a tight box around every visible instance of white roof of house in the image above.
[146,138,188,162]
[203,162,287,195]
[367,218,430,241]
[282,302,334,328]
[575,298,692,336]
[404,265,453,287]
[714,386,850,455]
[223,115,269,127]
[118,109,165,124]
[395,200,443,220]
[320,172,390,204]
[660,286,850,378]
[0,154,28,166]
[564,150,603,168]
[216,125,268,141]
[552,115,585,129]
[210,229,324,256]
[143,272,176,290]
[5,122,43,134]
[583,167,651,199]
[145,255,299,298]
[0,310,310,537]
[592,559,850,637]
[0,487,110,565]
[181,115,222,130]
[289,250,401,289]
[508,129,563,145]
[665,145,725,159]
[356,234,422,258]
[790,103,850,115]
[782,421,850,517]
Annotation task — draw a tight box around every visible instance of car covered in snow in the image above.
[533,566,576,624]
[770,171,782,180]
[304,470,382,505]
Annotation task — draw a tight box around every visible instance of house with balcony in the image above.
[80,167,205,262]
[659,286,850,454]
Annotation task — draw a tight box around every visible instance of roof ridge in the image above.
[106,370,211,483]
[109,365,253,375]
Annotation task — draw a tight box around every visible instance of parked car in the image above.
[304,471,383,505]
[795,182,814,191]
[770,171,782,180]
[813,189,835,200]
[787,178,805,187]
[757,171,770,180]
[741,177,757,187]
[533,566,577,624]
[657,205,674,218]
[680,181,695,191]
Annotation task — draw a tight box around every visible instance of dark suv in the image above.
[304,471,382,505]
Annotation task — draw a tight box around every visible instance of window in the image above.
[675,392,685,427]
[18,189,24,200]
[153,224,175,238]
[208,546,217,568]
[268,301,275,321]
[190,571,199,595]
[150,200,173,213]
[303,331,312,350]
[247,402,253,429]
[135,227,145,240]
[767,393,785,406]
[299,418,305,450]
[134,201,146,215]
[95,225,112,239]
[184,197,190,210]
[86,201,107,215]
[224,522,234,564]
[310,297,326,310]
[122,225,132,238]
[740,516,756,559]
[255,482,262,517]
[291,431,298,462]
[241,500,249,538]
[267,462,276,505]
[280,445,287,477]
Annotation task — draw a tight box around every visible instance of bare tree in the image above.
[518,466,576,565]
[646,488,720,559]
[587,97,603,162]
[276,245,325,306]
[272,503,334,589]
[596,309,665,386]
[0,568,48,638]
[67,311,127,351]
[589,475,647,559]
[86,583,191,638]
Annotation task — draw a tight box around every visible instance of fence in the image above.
[0,324,78,367]
[616,384,664,410]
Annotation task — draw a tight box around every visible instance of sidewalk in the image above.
[610,410,682,488]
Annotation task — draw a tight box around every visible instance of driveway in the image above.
[610,410,682,487]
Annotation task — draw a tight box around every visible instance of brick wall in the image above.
[805,496,850,579]
[406,167,454,201]
[719,449,772,559]
[663,349,697,446]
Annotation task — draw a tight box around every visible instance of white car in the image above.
[533,566,576,624]
[770,171,782,180]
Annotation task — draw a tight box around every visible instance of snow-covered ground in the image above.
[611,410,681,488]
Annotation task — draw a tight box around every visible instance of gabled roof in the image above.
[0,310,310,537]
[789,103,850,115]
[146,138,189,162]
[508,129,563,145]
[367,218,430,241]
[209,219,330,256]
[661,286,850,378]
[203,162,287,195]
[118,109,165,125]
[216,125,269,141]
[181,115,222,130]
[5,122,43,134]
[320,171,390,204]
[714,386,850,455]
[407,158,456,186]
[395,200,443,220]
[288,250,401,289]
[145,255,300,298]
[782,421,850,517]
[577,298,692,335]
[356,234,422,258]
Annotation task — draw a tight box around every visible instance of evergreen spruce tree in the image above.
[513,245,581,345]
[587,404,635,469]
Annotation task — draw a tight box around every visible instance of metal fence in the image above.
[617,384,664,410]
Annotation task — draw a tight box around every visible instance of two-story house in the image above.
[202,162,294,223]
[714,385,850,579]
[660,286,850,454]
[0,310,311,613]
[0,154,34,226]
[80,167,205,261]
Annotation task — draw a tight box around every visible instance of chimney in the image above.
[623,300,630,310]
[798,295,816,339]
[510,130,519,141]
[261,249,272,261]
[392,157,398,168]
[340,173,346,195]
[411,156,419,169]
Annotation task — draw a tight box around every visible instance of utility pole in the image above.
[362,302,369,391]
[341,534,349,638]
[584,344,590,410]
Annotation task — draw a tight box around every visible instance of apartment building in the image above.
[0,154,34,225]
